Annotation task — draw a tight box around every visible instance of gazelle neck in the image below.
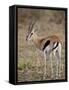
[32,33,38,40]
[32,33,41,49]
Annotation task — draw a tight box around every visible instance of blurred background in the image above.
[17,8,65,82]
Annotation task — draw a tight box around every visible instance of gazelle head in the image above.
[26,20,37,41]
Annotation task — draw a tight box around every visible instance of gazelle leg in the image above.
[50,53,53,79]
[53,49,59,79]
[43,51,46,79]
[55,50,61,79]
[58,44,61,78]
[56,51,59,79]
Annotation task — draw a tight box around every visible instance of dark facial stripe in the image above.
[52,42,59,51]
[42,40,50,51]
[30,33,33,38]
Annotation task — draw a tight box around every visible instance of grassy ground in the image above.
[17,8,65,82]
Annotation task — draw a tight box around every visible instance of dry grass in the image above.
[17,8,65,82]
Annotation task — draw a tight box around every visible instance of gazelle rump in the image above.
[26,21,62,79]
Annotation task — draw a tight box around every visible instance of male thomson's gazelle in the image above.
[26,20,62,79]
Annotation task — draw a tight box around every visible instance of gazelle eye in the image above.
[31,33,33,35]
[30,33,33,37]
[29,33,33,38]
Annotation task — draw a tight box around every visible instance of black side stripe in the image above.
[52,42,59,51]
[42,40,50,51]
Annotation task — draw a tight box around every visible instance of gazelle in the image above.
[26,20,62,79]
